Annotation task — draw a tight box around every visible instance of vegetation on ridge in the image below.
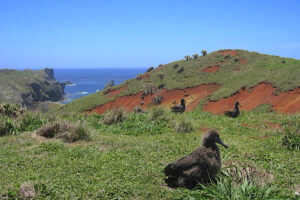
[59,49,300,113]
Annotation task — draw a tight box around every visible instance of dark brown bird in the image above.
[164,129,228,189]
[224,101,240,118]
[171,99,186,113]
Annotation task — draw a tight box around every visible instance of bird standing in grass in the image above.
[225,101,240,118]
[164,129,228,189]
[171,99,186,113]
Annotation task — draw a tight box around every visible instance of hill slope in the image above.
[0,68,65,106]
[60,49,300,114]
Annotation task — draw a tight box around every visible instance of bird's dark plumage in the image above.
[225,101,240,118]
[171,99,186,113]
[164,129,228,189]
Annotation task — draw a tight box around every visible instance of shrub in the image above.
[152,95,163,105]
[149,107,165,121]
[142,84,158,96]
[17,112,44,132]
[146,66,154,73]
[0,104,25,117]
[133,106,143,113]
[158,73,165,84]
[174,118,193,133]
[0,117,16,136]
[183,176,289,200]
[102,109,125,125]
[36,120,91,142]
[282,60,286,63]
[282,121,300,150]
[173,63,179,69]
[177,66,184,73]
[60,123,91,143]
[184,55,191,61]
[201,50,207,56]
[192,53,199,59]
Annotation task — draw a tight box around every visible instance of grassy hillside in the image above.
[59,49,300,113]
[0,107,299,199]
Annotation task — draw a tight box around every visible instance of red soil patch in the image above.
[219,50,237,56]
[234,67,241,71]
[203,83,300,114]
[141,73,150,79]
[239,58,247,64]
[265,122,282,129]
[108,87,126,97]
[202,65,220,73]
[88,84,220,114]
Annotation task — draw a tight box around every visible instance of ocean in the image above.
[54,68,147,104]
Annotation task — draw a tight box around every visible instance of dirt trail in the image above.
[203,83,300,114]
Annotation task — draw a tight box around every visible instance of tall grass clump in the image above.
[0,104,25,117]
[182,176,289,200]
[17,112,45,132]
[282,121,300,150]
[36,120,91,143]
[174,118,193,133]
[149,107,166,121]
[102,109,125,125]
[0,117,16,136]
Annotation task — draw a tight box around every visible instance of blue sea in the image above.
[54,68,146,104]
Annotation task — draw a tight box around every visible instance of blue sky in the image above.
[0,0,299,68]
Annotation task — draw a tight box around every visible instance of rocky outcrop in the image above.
[0,68,65,106]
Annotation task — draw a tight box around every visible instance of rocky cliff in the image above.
[0,68,65,106]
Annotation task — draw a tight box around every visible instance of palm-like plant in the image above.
[201,50,207,56]
[192,54,199,60]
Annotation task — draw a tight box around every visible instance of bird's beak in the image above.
[217,138,228,148]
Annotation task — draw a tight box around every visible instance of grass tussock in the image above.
[102,109,125,125]
[36,120,91,143]
[182,176,289,200]
[174,118,193,133]
[282,121,300,150]
[0,104,25,118]
[149,107,166,121]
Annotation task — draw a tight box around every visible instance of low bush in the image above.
[183,176,289,200]
[282,121,300,150]
[177,66,184,73]
[102,109,125,125]
[0,104,25,117]
[0,117,16,136]
[36,120,91,142]
[173,63,179,69]
[174,118,193,133]
[149,107,165,121]
[17,112,45,132]
[152,96,163,105]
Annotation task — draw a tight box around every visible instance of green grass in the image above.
[59,49,300,113]
[0,109,300,199]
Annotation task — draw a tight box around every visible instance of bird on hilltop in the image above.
[164,129,228,189]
